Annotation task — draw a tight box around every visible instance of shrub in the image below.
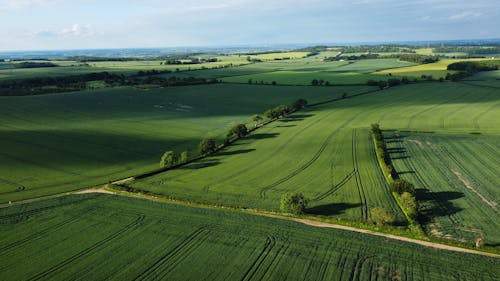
[390,179,415,195]
[198,138,217,155]
[370,207,395,226]
[280,193,308,215]
[227,124,248,139]
[160,151,176,168]
[400,192,418,220]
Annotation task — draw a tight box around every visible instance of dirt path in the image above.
[283,217,499,258]
[2,188,498,259]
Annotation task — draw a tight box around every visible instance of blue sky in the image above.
[0,0,499,50]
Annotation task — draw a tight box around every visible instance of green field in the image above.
[0,194,497,281]
[129,82,500,229]
[387,132,499,245]
[0,84,374,202]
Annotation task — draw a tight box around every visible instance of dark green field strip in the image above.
[0,194,498,281]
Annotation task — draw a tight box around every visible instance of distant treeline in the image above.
[13,62,58,68]
[433,46,500,55]
[340,45,414,53]
[396,54,439,64]
[68,56,145,62]
[0,71,218,96]
[324,53,379,61]
[446,60,500,80]
[165,57,218,65]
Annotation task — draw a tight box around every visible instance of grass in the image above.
[0,84,374,203]
[386,132,500,246]
[129,82,500,229]
[0,193,497,280]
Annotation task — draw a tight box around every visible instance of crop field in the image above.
[386,132,499,245]
[0,84,373,203]
[0,194,497,281]
[222,70,390,85]
[248,51,310,60]
[375,59,499,78]
[130,82,500,225]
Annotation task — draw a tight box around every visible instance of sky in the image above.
[0,0,499,51]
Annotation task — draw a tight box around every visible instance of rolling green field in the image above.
[387,132,499,245]
[130,82,500,229]
[0,84,374,203]
[0,193,497,281]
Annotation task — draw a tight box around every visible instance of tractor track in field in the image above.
[27,214,146,281]
[312,169,356,202]
[349,254,378,281]
[351,129,368,221]
[240,235,277,281]
[406,91,473,129]
[135,226,211,280]
[0,210,94,253]
[440,91,496,129]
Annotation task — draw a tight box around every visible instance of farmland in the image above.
[386,132,499,245]
[0,84,374,202]
[0,193,497,281]
[129,82,500,231]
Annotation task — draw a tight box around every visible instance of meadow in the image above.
[130,82,500,233]
[387,132,499,245]
[0,193,497,281]
[0,84,373,203]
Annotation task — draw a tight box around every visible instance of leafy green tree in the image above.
[291,98,308,111]
[370,207,395,227]
[160,151,176,168]
[400,192,418,219]
[311,79,319,86]
[227,124,248,138]
[390,179,415,195]
[180,151,188,163]
[280,193,308,215]
[198,138,217,155]
[251,114,263,126]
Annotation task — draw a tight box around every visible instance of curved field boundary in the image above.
[27,214,146,281]
[282,217,500,258]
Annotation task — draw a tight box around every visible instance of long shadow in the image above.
[279,113,314,123]
[217,149,255,156]
[306,202,361,216]
[276,124,296,128]
[416,189,465,224]
[246,133,279,140]
[182,159,221,170]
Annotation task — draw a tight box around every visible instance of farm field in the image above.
[0,84,373,203]
[130,82,500,227]
[375,58,500,78]
[386,132,499,245]
[0,193,498,281]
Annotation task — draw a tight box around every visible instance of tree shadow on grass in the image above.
[306,202,361,216]
[276,124,296,128]
[217,148,256,156]
[279,113,314,123]
[182,159,221,170]
[246,133,279,140]
[416,189,464,224]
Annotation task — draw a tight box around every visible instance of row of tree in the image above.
[370,124,419,223]
[397,54,439,64]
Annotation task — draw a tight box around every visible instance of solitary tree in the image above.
[198,138,217,155]
[160,151,176,168]
[280,193,308,215]
[370,207,395,227]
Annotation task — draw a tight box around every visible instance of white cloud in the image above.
[61,24,95,37]
[448,11,483,20]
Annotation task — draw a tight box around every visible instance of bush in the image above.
[400,192,418,220]
[227,124,248,139]
[280,193,308,215]
[370,207,395,226]
[198,138,217,155]
[290,98,308,111]
[160,151,176,168]
[390,179,415,195]
[180,151,188,163]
